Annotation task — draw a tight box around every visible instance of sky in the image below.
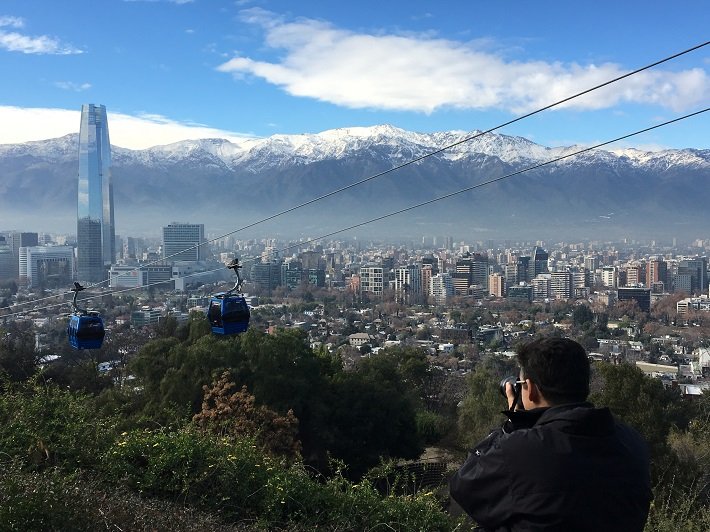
[0,0,708,150]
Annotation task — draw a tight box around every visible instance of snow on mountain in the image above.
[610,147,709,169]
[1,125,706,174]
[1,124,708,239]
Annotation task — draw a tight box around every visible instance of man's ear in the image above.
[526,379,542,403]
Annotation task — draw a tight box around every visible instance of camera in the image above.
[499,376,524,410]
[499,376,519,397]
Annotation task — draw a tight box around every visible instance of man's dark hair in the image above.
[517,337,590,404]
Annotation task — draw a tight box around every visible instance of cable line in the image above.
[3,107,705,320]
[263,108,709,252]
[4,39,705,314]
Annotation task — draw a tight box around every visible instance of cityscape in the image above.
[0,104,710,386]
[1,1,708,529]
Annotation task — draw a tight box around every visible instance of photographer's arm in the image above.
[449,430,514,528]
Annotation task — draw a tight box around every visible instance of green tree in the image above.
[324,369,423,478]
[155,314,179,338]
[572,304,594,328]
[371,347,430,396]
[589,362,691,482]
[0,322,37,382]
[129,337,181,406]
[457,359,513,447]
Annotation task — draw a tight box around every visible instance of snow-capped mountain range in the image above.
[0,125,708,239]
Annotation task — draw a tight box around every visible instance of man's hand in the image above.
[505,381,518,411]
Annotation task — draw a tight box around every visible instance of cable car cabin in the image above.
[67,313,105,350]
[208,294,250,335]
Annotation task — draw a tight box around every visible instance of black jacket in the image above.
[450,403,651,532]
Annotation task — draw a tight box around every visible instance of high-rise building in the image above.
[532,274,551,300]
[676,258,707,295]
[0,236,14,280]
[421,256,439,274]
[601,266,618,288]
[250,260,282,295]
[584,255,600,272]
[453,252,489,294]
[489,273,505,298]
[618,286,651,312]
[360,265,384,297]
[530,247,549,279]
[9,232,38,256]
[551,271,572,300]
[420,264,434,297]
[300,250,322,270]
[282,260,304,290]
[19,246,74,288]
[508,283,533,303]
[430,273,454,305]
[162,222,206,262]
[571,269,589,289]
[516,256,531,283]
[77,104,115,282]
[625,264,642,287]
[646,257,667,289]
[3,232,38,279]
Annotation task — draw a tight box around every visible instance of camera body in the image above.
[499,376,517,397]
[499,375,524,410]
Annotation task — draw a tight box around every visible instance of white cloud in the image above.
[0,16,81,54]
[54,81,92,92]
[0,106,257,149]
[217,9,710,114]
[0,16,24,28]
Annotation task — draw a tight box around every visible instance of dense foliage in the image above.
[1,313,708,530]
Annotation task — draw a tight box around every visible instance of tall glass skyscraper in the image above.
[77,104,115,282]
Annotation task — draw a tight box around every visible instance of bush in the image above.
[102,428,273,517]
[416,409,450,444]
[0,463,92,531]
[101,427,460,530]
[0,380,120,470]
[645,479,710,532]
[0,461,250,531]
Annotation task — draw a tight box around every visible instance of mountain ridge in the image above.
[0,126,708,239]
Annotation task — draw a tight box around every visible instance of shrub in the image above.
[193,371,301,460]
[0,463,92,531]
[416,409,450,444]
[100,427,461,530]
[645,478,710,532]
[0,461,251,531]
[102,428,286,520]
[0,381,120,470]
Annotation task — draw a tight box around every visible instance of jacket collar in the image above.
[536,403,616,435]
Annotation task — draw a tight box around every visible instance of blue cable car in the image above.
[67,282,105,350]
[209,259,250,335]
[67,313,106,349]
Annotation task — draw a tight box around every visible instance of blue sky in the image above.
[0,0,708,150]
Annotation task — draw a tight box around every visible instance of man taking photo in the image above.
[450,337,652,531]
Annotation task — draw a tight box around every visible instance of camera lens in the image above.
[499,376,516,397]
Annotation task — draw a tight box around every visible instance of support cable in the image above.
[3,40,705,313]
[2,107,705,320]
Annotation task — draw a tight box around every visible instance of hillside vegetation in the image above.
[1,316,708,530]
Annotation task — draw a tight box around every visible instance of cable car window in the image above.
[76,318,106,339]
[208,301,223,327]
[223,299,249,322]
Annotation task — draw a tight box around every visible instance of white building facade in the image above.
[19,246,74,288]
